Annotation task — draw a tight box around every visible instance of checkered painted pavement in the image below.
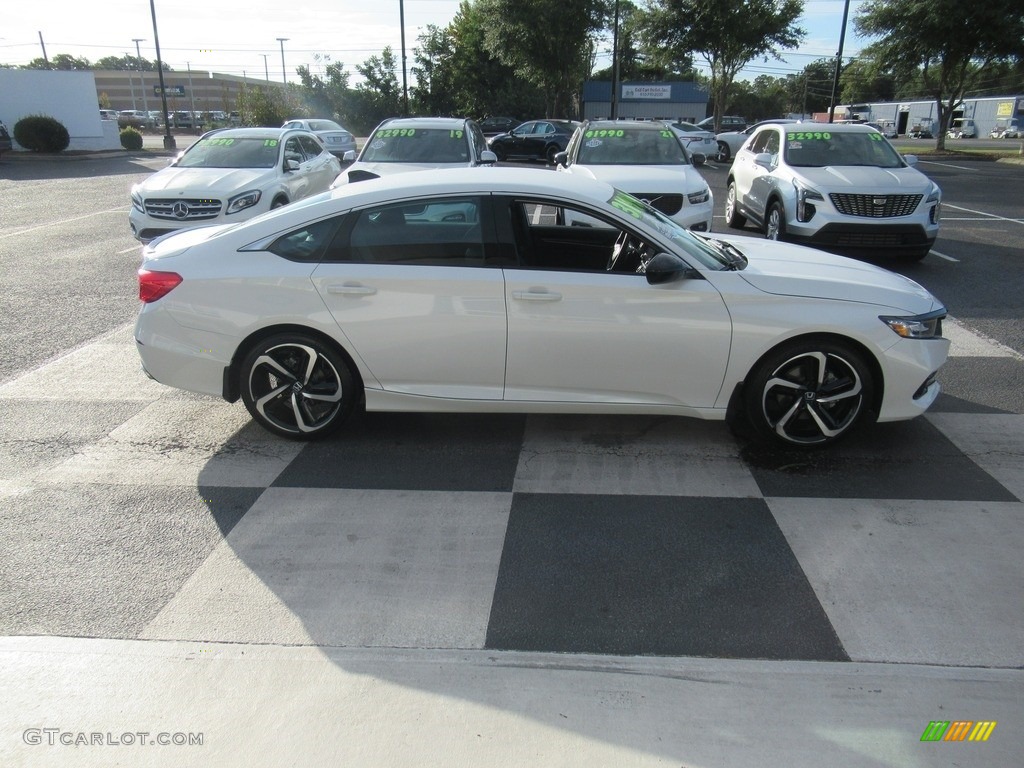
[1,319,1021,669]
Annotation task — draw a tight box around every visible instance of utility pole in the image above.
[260,54,270,81]
[399,0,409,116]
[38,31,49,67]
[828,0,851,124]
[149,0,175,150]
[610,0,620,120]
[127,53,137,109]
[133,38,149,117]
[276,38,289,84]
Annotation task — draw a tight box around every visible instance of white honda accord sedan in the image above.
[134,168,949,447]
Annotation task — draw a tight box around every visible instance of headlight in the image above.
[926,182,941,224]
[226,190,262,215]
[688,186,710,205]
[793,179,823,222]
[131,189,144,213]
[880,309,945,339]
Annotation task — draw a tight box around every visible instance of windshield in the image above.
[577,127,689,165]
[176,137,280,169]
[607,190,732,270]
[784,129,904,168]
[359,128,470,163]
[306,120,344,132]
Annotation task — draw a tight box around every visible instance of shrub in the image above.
[120,126,144,151]
[13,115,71,153]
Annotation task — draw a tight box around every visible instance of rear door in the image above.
[310,195,508,399]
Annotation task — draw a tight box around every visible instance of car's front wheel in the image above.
[716,141,731,163]
[765,200,786,241]
[744,339,874,447]
[724,182,747,229]
[239,333,358,439]
[545,144,560,165]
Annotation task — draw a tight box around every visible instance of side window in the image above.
[747,130,773,154]
[504,198,644,273]
[268,217,339,262]
[298,135,323,158]
[326,197,485,266]
[284,137,305,164]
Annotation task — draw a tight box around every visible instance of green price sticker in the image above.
[584,129,626,139]
[204,138,235,146]
[449,130,464,139]
[263,139,278,147]
[376,128,418,138]
[787,131,832,141]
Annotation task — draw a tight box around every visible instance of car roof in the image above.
[202,127,299,139]
[584,119,671,131]
[243,168,618,231]
[765,122,878,134]
[377,117,472,130]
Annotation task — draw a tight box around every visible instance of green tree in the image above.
[855,0,1024,149]
[411,25,458,116]
[476,0,608,117]
[94,55,169,72]
[838,58,897,106]
[22,53,92,70]
[636,0,804,133]
[352,47,402,128]
[296,55,354,124]
[592,1,694,82]
[235,84,297,127]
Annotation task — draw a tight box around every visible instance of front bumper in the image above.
[788,222,937,258]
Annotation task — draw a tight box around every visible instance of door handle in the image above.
[511,290,562,302]
[326,283,377,296]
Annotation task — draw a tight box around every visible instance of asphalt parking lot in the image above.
[0,148,1022,767]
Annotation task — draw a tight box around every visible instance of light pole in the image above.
[276,38,289,84]
[126,53,137,109]
[133,38,149,117]
[398,1,408,116]
[828,0,851,124]
[186,62,198,132]
[260,54,270,81]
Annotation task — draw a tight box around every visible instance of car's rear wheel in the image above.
[716,141,731,162]
[240,334,358,439]
[724,182,746,228]
[745,339,874,447]
[545,144,560,165]
[492,145,506,162]
[765,200,786,241]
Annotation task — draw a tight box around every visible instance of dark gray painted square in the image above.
[741,417,1018,501]
[485,494,848,660]
[272,412,526,491]
[0,485,262,638]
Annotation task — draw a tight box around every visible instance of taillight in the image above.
[138,269,182,303]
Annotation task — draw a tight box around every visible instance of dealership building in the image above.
[828,95,1024,136]
[581,81,709,123]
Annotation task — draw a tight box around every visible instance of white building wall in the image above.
[0,70,120,151]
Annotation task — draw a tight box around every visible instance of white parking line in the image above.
[929,249,960,263]
[119,246,142,254]
[919,160,976,171]
[0,208,127,240]
[942,203,1024,225]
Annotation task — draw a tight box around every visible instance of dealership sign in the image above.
[622,84,672,100]
[154,85,186,96]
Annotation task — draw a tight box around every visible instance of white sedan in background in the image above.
[135,168,948,447]
[129,127,341,243]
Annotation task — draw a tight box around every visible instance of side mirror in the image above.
[479,150,498,165]
[645,252,699,285]
[343,149,356,163]
[285,158,300,172]
[691,152,706,167]
[754,152,774,169]
[553,151,568,167]
[902,154,918,166]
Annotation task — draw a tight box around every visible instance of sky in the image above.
[3,0,869,85]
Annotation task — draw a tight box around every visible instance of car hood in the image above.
[794,165,931,191]
[712,235,941,313]
[138,166,276,196]
[566,164,708,192]
[335,161,462,184]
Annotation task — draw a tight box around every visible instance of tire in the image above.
[724,181,747,229]
[545,144,559,165]
[239,333,358,439]
[716,141,731,163]
[765,200,786,241]
[492,145,506,162]
[744,339,874,447]
[271,197,289,209]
